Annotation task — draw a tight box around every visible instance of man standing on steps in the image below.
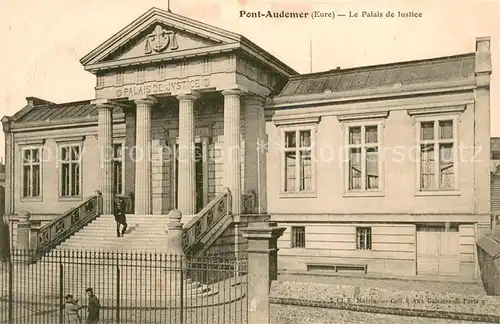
[114,197,128,237]
[85,287,100,324]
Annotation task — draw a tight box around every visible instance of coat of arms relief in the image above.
[144,25,179,54]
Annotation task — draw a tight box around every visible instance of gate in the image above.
[0,249,248,324]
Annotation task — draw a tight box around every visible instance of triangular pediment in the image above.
[80,7,242,69]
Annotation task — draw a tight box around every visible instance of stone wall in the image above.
[270,280,500,323]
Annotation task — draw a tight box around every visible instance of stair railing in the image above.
[35,195,102,253]
[242,191,257,214]
[183,188,232,254]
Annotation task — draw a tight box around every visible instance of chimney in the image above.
[475,36,492,76]
[26,97,54,106]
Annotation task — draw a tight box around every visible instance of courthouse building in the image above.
[1,7,493,279]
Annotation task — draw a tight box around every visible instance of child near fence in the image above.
[65,294,83,324]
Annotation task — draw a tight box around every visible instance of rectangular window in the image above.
[22,148,41,198]
[346,124,380,191]
[291,226,306,248]
[137,68,146,82]
[112,143,124,195]
[283,129,313,193]
[59,145,81,197]
[356,227,372,250]
[116,71,124,86]
[418,119,456,190]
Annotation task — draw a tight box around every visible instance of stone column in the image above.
[222,89,242,215]
[97,104,114,215]
[134,97,156,215]
[124,110,137,212]
[240,222,286,324]
[176,92,199,220]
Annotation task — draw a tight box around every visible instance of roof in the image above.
[492,138,500,152]
[13,100,123,123]
[80,7,298,77]
[278,53,475,97]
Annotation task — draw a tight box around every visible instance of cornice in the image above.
[240,42,297,77]
[85,43,240,73]
[337,111,389,122]
[265,93,474,122]
[54,135,86,143]
[272,114,321,126]
[268,77,476,109]
[10,114,126,133]
[407,105,466,116]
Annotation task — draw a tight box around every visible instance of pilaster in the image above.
[222,89,242,214]
[152,139,170,214]
[2,120,13,215]
[177,92,199,220]
[134,96,156,215]
[474,37,492,219]
[243,95,267,213]
[96,103,114,215]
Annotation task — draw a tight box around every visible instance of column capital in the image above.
[177,91,201,102]
[242,94,267,106]
[92,99,114,110]
[92,99,129,110]
[134,96,157,106]
[221,89,242,97]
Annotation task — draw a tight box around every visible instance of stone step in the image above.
[60,237,166,242]
[69,234,167,239]
[85,224,169,227]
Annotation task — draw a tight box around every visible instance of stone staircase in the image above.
[8,208,245,307]
[53,214,170,253]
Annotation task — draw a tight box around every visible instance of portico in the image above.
[80,7,295,221]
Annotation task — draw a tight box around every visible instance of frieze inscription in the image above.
[115,77,211,98]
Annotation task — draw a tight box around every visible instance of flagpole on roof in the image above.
[309,39,313,73]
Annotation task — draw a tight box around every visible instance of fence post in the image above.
[59,261,64,324]
[8,255,13,324]
[240,221,285,324]
[116,264,120,324]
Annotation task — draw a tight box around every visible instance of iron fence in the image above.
[0,249,248,324]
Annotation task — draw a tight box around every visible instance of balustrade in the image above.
[36,195,102,253]
[183,188,232,254]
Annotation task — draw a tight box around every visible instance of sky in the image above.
[0,0,499,161]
